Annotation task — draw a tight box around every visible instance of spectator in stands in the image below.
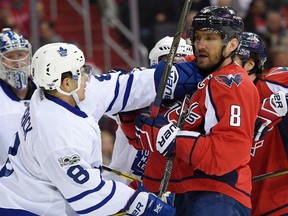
[243,0,267,35]
[9,0,30,38]
[210,0,252,18]
[0,1,15,30]
[39,20,64,46]
[264,10,288,58]
[270,46,288,67]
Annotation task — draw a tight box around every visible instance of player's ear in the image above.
[61,77,71,91]
[228,38,239,54]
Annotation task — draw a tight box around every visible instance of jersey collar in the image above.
[45,93,88,118]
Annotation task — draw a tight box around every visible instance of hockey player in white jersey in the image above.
[103,36,193,184]
[0,28,37,166]
[0,42,202,215]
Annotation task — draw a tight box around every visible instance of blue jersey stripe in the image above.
[66,180,105,203]
[106,75,120,112]
[76,181,117,214]
[0,208,38,216]
[121,73,134,111]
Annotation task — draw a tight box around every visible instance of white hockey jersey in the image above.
[102,117,149,185]
[0,79,35,166]
[0,69,157,216]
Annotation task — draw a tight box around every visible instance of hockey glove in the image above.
[118,109,144,150]
[160,191,175,206]
[254,91,288,141]
[125,180,176,216]
[154,61,203,100]
[135,111,179,157]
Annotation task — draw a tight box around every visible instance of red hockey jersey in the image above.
[250,67,288,216]
[142,62,260,209]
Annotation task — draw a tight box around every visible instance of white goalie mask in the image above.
[31,43,85,98]
[0,28,32,90]
[148,36,193,66]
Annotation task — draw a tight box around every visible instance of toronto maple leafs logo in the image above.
[214,74,244,87]
[57,47,68,57]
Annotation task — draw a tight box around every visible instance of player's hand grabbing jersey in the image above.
[129,62,260,209]
[0,68,176,215]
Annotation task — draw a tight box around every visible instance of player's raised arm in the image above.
[80,60,202,120]
[0,42,176,216]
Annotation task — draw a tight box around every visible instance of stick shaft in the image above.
[158,93,193,196]
[102,165,141,182]
[150,0,193,118]
[252,169,288,182]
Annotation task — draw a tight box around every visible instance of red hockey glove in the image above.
[254,91,287,141]
[125,180,176,216]
[135,111,179,157]
[118,109,143,150]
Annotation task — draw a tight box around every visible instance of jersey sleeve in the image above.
[80,68,157,120]
[39,148,134,215]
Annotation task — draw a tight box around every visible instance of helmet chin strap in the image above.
[56,76,82,105]
[72,90,80,105]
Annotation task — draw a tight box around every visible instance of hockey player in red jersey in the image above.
[121,6,260,216]
[234,32,288,216]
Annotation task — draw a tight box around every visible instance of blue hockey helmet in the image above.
[236,32,267,71]
[190,6,244,44]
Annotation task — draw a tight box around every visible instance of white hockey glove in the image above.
[254,91,287,141]
[135,111,179,157]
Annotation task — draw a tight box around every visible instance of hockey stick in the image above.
[158,92,192,196]
[102,165,141,182]
[156,0,194,196]
[150,0,193,118]
[252,169,288,182]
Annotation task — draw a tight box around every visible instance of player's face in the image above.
[160,53,186,64]
[193,31,223,71]
[2,50,30,70]
[234,55,256,81]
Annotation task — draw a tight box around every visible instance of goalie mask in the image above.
[0,28,32,90]
[31,43,86,101]
[149,36,193,66]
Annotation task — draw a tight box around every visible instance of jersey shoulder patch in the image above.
[214,74,244,87]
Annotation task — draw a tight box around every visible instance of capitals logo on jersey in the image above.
[251,140,264,157]
[164,101,200,125]
[215,74,244,88]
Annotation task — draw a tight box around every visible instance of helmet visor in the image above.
[82,64,92,81]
